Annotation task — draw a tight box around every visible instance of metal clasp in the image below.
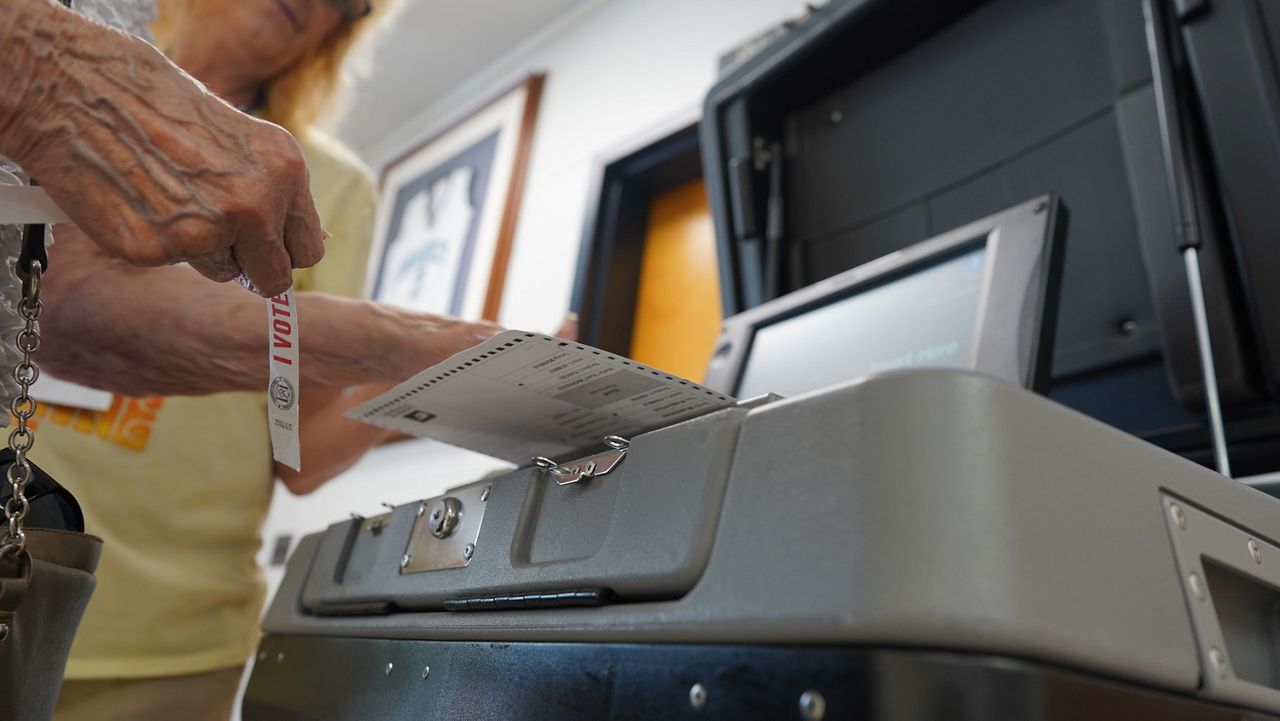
[532,435,630,486]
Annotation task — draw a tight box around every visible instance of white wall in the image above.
[256,0,814,593]
[378,0,812,333]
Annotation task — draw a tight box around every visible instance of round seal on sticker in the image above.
[269,376,296,411]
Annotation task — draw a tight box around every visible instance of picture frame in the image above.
[366,74,545,321]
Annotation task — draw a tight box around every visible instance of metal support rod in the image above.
[1184,247,1231,477]
[1145,0,1231,476]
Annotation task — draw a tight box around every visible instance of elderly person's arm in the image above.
[40,226,499,396]
[0,0,323,296]
[274,384,398,494]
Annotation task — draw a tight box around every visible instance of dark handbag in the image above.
[0,450,84,533]
[0,529,101,720]
[0,216,103,721]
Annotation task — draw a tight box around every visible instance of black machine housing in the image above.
[700,0,1280,474]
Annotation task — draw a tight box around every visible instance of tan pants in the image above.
[53,666,243,721]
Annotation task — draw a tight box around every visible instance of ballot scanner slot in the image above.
[299,406,750,616]
[1164,494,1280,709]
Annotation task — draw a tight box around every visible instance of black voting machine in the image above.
[246,1,1280,719]
[701,0,1280,475]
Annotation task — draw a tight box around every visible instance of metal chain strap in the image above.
[0,0,67,644]
[3,0,70,549]
[1,260,43,558]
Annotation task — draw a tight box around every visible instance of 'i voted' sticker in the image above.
[267,290,301,471]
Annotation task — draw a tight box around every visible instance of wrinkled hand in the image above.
[0,2,323,296]
[403,316,504,373]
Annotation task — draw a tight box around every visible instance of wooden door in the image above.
[629,179,723,382]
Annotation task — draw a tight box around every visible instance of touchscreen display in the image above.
[736,244,989,398]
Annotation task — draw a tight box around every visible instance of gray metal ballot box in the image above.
[245,369,1280,720]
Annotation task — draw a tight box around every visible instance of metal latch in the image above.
[532,435,630,486]
[400,481,490,574]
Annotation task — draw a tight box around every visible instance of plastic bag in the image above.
[71,0,156,40]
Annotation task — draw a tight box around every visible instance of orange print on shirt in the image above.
[28,396,165,452]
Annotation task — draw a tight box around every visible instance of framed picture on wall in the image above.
[367,74,545,321]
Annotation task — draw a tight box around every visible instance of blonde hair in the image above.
[151,0,393,134]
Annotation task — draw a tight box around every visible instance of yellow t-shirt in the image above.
[29,130,377,680]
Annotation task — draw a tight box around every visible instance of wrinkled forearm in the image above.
[0,0,320,293]
[1,0,205,178]
[39,228,498,396]
[0,0,67,162]
[276,384,395,495]
[39,233,268,395]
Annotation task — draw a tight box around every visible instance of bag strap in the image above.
[16,215,47,283]
[0,179,54,644]
[0,0,85,643]
[0,217,45,644]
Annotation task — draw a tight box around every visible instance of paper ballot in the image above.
[347,331,737,464]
